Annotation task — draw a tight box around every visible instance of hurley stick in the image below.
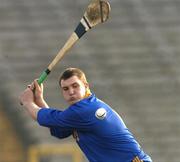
[37,0,111,84]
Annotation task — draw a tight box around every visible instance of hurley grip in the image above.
[37,69,51,84]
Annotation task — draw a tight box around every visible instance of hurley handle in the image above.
[37,69,51,84]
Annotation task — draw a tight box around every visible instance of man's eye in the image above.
[73,84,79,88]
[63,87,68,91]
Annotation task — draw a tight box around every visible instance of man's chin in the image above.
[68,99,80,105]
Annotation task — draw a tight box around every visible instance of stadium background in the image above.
[0,0,180,162]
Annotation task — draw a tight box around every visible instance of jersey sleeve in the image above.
[37,108,72,138]
[50,126,72,139]
[37,106,96,131]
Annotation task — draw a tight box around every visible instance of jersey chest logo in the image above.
[95,108,107,120]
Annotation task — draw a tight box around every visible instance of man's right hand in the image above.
[32,80,49,108]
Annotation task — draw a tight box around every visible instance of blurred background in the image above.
[0,0,180,162]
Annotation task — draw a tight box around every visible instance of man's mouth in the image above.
[70,97,76,101]
[69,97,80,104]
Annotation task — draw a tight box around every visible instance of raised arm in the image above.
[19,86,41,120]
[19,80,49,120]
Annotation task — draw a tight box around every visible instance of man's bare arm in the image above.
[19,86,41,121]
[23,102,41,120]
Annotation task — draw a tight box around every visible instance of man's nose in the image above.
[69,87,74,95]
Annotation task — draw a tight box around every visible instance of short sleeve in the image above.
[50,126,72,139]
[37,107,96,130]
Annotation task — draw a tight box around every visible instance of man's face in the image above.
[60,76,88,105]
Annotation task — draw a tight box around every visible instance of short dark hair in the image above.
[59,67,88,86]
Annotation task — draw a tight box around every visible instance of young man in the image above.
[19,67,152,162]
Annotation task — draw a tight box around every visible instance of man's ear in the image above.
[84,82,90,89]
[84,82,91,98]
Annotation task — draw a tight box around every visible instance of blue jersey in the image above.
[37,94,152,162]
